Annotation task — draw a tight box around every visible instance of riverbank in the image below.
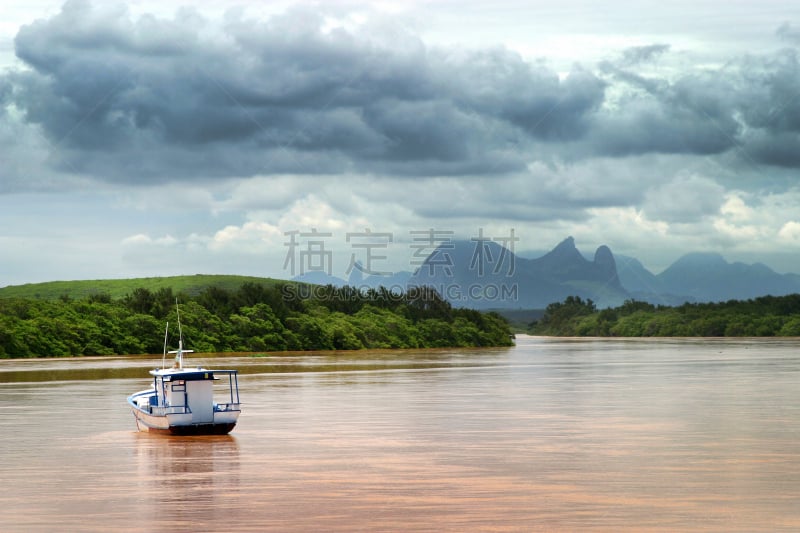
[0,283,512,357]
[529,294,800,337]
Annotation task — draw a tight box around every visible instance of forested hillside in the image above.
[0,283,513,358]
[0,274,285,300]
[530,295,800,337]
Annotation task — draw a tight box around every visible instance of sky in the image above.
[2,0,800,287]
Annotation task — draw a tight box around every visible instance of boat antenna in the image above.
[175,298,183,368]
[176,298,183,344]
[167,298,192,368]
[162,321,169,369]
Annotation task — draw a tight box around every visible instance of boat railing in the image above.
[214,402,241,412]
[149,405,192,416]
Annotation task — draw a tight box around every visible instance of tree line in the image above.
[0,283,513,358]
[530,294,800,336]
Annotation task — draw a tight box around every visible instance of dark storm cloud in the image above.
[734,48,800,168]
[589,67,741,157]
[744,131,800,167]
[7,1,603,182]
[593,45,744,158]
[4,1,800,187]
[441,48,606,141]
[3,1,615,182]
[592,41,800,168]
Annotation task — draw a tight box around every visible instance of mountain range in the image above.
[294,236,800,309]
[622,251,800,304]
[2,238,795,309]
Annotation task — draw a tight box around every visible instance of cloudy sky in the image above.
[2,0,800,286]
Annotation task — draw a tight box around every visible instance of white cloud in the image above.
[121,233,151,246]
[277,195,352,234]
[212,176,310,213]
[778,221,800,243]
[121,233,178,246]
[719,192,755,222]
[707,188,800,252]
[209,221,282,252]
[712,218,762,241]
[711,191,763,243]
[643,174,725,223]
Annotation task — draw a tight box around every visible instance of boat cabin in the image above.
[148,368,240,425]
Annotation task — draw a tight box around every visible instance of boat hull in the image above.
[133,416,237,435]
[160,422,236,436]
[130,406,239,435]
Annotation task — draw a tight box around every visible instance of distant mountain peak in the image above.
[542,236,584,264]
[656,250,799,302]
[673,252,728,267]
[555,236,576,250]
[594,244,616,268]
[347,261,364,285]
[594,245,614,264]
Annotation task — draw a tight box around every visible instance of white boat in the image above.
[127,312,241,435]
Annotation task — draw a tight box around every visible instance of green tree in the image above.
[285,313,333,350]
[778,316,800,336]
[229,303,289,351]
[124,288,155,315]
[533,296,597,335]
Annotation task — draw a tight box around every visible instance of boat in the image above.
[127,307,241,435]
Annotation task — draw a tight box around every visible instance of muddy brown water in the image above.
[1,336,798,531]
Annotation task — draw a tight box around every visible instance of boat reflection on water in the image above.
[134,433,241,527]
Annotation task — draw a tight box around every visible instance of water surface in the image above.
[1,336,798,531]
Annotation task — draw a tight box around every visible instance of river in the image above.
[1,336,798,531]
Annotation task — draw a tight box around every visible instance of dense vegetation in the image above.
[0,283,513,358]
[530,294,800,337]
